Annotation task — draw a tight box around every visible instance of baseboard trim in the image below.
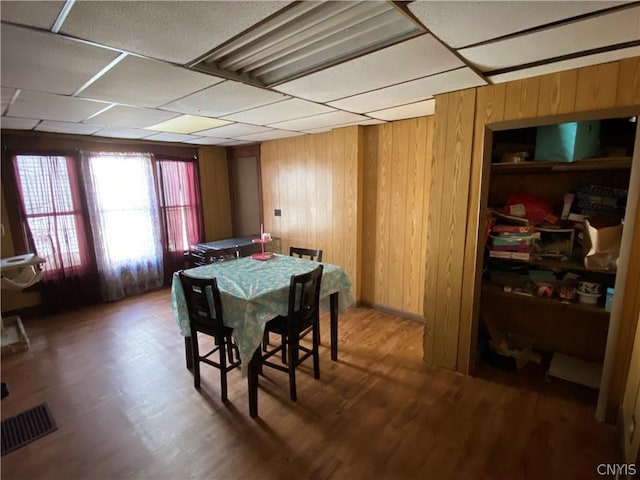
[358,301,425,323]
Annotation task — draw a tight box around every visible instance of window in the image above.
[156,159,203,253]
[13,155,86,273]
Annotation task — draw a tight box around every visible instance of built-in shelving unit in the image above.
[491,157,632,173]
[478,117,636,384]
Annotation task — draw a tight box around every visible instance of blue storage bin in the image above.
[535,121,600,162]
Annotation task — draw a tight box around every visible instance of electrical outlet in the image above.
[274,209,281,217]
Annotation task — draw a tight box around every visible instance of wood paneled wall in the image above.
[361,118,433,316]
[621,189,640,460]
[260,126,363,299]
[425,57,640,416]
[423,90,477,368]
[198,146,233,241]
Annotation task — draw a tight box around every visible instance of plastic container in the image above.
[605,287,614,312]
[577,291,601,305]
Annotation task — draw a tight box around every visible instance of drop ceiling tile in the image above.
[221,99,336,125]
[459,5,640,72]
[142,132,198,143]
[162,81,289,117]
[35,121,103,135]
[488,46,640,84]
[273,35,463,102]
[1,24,121,95]
[92,127,155,139]
[61,1,289,64]
[217,140,257,146]
[303,119,386,134]
[183,137,229,145]
[195,123,273,138]
[233,130,306,142]
[268,111,370,131]
[87,105,179,128]
[145,115,231,134]
[329,68,486,114]
[77,55,223,108]
[0,1,66,30]
[7,91,108,122]
[2,88,16,112]
[367,99,436,121]
[1,117,39,130]
[409,1,629,49]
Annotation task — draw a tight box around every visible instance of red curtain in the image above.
[156,158,204,283]
[12,155,100,310]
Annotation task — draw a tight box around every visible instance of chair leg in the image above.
[220,338,228,402]
[227,337,235,364]
[288,335,298,402]
[262,331,269,352]
[192,333,201,389]
[281,332,287,364]
[313,320,320,380]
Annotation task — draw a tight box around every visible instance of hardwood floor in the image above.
[1,289,617,479]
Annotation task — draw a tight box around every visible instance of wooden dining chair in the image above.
[289,246,323,262]
[179,272,240,402]
[261,265,323,401]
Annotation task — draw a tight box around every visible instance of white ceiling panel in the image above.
[1,24,121,95]
[0,1,65,30]
[92,127,155,139]
[142,132,200,143]
[1,117,39,130]
[303,118,386,134]
[367,99,436,121]
[409,1,629,49]
[7,91,108,122]
[60,1,289,64]
[2,88,16,113]
[328,67,486,114]
[217,140,257,146]
[77,56,223,108]
[195,123,273,138]
[183,137,229,145]
[273,34,463,102]
[234,130,306,142]
[162,80,289,117]
[221,99,336,125]
[488,46,640,84]
[86,105,179,128]
[35,121,103,135]
[459,5,640,72]
[268,111,370,131]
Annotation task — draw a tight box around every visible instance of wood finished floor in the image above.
[1,288,617,480]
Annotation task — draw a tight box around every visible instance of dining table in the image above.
[171,253,353,417]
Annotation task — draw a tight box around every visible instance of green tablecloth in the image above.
[172,254,353,370]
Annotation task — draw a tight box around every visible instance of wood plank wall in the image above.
[425,57,640,415]
[361,117,433,316]
[620,190,640,459]
[260,127,363,300]
[423,90,477,368]
[198,146,233,241]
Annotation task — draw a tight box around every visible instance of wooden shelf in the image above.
[487,255,618,275]
[491,157,632,174]
[481,283,610,317]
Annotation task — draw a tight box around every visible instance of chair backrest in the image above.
[289,246,323,262]
[237,243,262,258]
[286,265,323,327]
[179,272,225,331]
[205,246,238,264]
